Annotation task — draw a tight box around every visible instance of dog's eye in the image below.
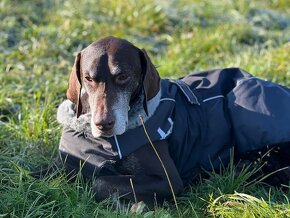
[115,74,130,84]
[85,76,93,82]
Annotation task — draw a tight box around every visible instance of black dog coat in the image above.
[59,68,290,186]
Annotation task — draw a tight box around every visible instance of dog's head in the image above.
[66,36,160,137]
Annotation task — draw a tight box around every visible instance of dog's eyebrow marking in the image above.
[111,66,122,75]
[111,64,135,76]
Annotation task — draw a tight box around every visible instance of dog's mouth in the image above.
[90,115,128,138]
[91,128,125,138]
[91,123,114,138]
[90,126,113,138]
[94,131,114,138]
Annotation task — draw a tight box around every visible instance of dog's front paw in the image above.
[29,158,64,179]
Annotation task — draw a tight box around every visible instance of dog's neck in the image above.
[127,89,161,130]
[57,89,161,134]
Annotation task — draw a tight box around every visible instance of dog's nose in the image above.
[94,117,115,131]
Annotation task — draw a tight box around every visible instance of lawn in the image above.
[0,0,290,217]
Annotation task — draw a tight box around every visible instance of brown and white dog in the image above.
[55,36,183,205]
[36,36,290,206]
[57,36,161,137]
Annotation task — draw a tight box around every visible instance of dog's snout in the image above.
[94,115,115,131]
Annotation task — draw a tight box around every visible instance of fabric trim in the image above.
[170,79,200,105]
[157,117,174,139]
[236,77,257,86]
[160,98,176,102]
[203,95,224,103]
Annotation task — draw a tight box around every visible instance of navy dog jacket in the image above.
[59,68,290,185]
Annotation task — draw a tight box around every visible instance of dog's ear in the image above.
[140,49,161,115]
[66,52,83,118]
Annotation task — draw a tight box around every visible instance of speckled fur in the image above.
[57,90,161,136]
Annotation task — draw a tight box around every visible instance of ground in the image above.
[0,0,289,217]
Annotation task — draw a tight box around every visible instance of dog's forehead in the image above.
[81,38,141,74]
[81,45,105,71]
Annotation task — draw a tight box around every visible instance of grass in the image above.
[0,0,289,217]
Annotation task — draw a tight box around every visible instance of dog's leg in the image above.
[237,141,290,186]
[29,154,79,181]
[92,141,184,206]
[29,156,64,179]
[93,174,183,206]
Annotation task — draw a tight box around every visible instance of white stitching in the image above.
[160,98,176,102]
[203,95,224,103]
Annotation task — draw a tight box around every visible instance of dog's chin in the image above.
[91,123,127,138]
[91,130,112,138]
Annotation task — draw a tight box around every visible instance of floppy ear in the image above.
[140,49,161,115]
[66,52,83,118]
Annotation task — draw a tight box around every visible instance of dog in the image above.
[32,36,290,206]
